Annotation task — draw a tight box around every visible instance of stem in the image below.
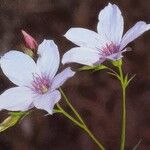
[59,88,86,126]
[56,103,105,150]
[119,67,123,84]
[83,126,105,150]
[56,103,84,129]
[118,66,126,150]
[120,86,126,150]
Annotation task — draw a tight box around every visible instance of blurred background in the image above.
[0,0,150,149]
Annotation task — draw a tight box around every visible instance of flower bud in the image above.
[22,30,38,49]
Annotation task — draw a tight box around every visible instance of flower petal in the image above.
[37,40,60,79]
[0,87,33,111]
[97,3,124,44]
[0,51,37,86]
[33,90,61,114]
[64,28,105,49]
[105,49,127,60]
[51,67,75,90]
[106,52,123,60]
[120,21,150,50]
[62,47,100,66]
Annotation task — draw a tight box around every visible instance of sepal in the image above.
[0,111,29,132]
[79,64,108,71]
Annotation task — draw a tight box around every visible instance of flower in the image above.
[62,3,150,66]
[0,40,75,114]
[22,30,38,49]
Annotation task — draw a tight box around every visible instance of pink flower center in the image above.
[31,74,51,94]
[100,42,120,57]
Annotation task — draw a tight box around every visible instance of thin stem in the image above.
[56,103,84,129]
[59,88,86,126]
[118,66,126,150]
[56,103,105,150]
[120,86,126,150]
[118,66,124,85]
[83,126,105,150]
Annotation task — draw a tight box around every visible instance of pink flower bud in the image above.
[21,30,38,49]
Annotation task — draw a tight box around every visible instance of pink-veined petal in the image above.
[120,21,150,50]
[105,49,127,60]
[62,47,100,66]
[64,28,106,49]
[0,51,37,86]
[97,3,124,44]
[51,67,75,90]
[0,87,33,111]
[37,40,60,79]
[33,90,61,114]
[106,52,123,60]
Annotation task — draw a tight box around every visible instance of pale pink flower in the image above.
[62,3,150,66]
[22,30,38,49]
[0,40,75,114]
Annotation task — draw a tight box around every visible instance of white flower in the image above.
[62,3,150,66]
[0,40,75,114]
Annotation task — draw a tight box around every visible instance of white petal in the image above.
[64,28,106,49]
[105,49,127,60]
[97,3,124,44]
[62,47,100,66]
[33,90,61,114]
[51,67,75,90]
[37,40,60,79]
[120,21,150,50]
[0,51,37,86]
[0,87,33,111]
[106,52,123,60]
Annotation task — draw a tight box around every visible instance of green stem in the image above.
[59,88,86,126]
[56,103,105,150]
[83,126,105,150]
[118,66,124,85]
[120,86,126,150]
[56,103,84,129]
[118,66,126,150]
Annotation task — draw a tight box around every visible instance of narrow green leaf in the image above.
[126,74,136,86]
[132,139,142,150]
[107,72,118,78]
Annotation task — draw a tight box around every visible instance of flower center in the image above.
[31,74,51,94]
[101,42,120,56]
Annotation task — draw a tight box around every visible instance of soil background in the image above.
[0,0,150,150]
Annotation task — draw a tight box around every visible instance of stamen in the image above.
[30,74,51,94]
[100,42,120,57]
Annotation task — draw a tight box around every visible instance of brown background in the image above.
[0,0,150,150]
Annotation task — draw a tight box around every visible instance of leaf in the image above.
[126,74,136,86]
[132,139,142,150]
[0,111,29,132]
[107,72,118,77]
